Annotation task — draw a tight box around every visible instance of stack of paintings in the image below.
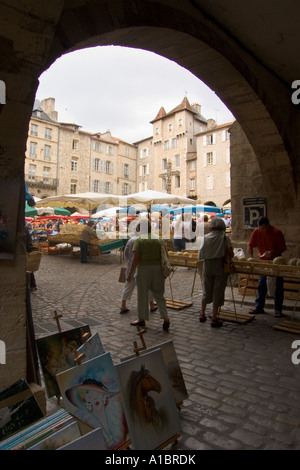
[35,325,91,398]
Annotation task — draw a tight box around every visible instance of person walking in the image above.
[198,217,233,327]
[79,220,98,263]
[120,234,157,314]
[127,219,170,331]
[247,216,286,317]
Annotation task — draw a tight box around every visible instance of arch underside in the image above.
[44,0,297,199]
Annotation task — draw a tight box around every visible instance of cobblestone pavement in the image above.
[29,252,300,450]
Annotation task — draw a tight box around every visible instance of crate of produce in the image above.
[277,265,300,279]
[251,261,279,276]
[233,260,253,274]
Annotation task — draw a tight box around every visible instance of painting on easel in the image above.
[115,349,181,450]
[36,325,91,398]
[76,332,105,363]
[56,352,129,451]
[121,340,188,406]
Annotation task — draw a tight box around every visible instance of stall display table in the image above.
[234,260,300,333]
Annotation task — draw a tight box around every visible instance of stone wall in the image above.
[230,122,300,259]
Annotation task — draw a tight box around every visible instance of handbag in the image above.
[161,242,173,279]
[223,235,236,274]
[118,267,126,283]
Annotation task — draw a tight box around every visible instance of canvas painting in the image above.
[77,332,105,363]
[0,379,44,442]
[56,352,129,450]
[115,349,181,450]
[58,427,106,450]
[121,340,188,405]
[28,420,81,450]
[36,325,91,398]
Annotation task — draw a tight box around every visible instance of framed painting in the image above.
[121,340,188,405]
[36,325,91,398]
[77,332,105,363]
[115,349,181,450]
[56,352,129,450]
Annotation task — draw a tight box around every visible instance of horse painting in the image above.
[127,364,168,430]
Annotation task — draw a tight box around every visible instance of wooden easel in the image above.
[218,275,255,324]
[133,326,147,356]
[165,275,193,310]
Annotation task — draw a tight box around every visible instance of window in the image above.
[71,160,78,171]
[70,183,77,194]
[178,118,182,127]
[93,158,100,171]
[122,183,130,195]
[125,146,129,157]
[29,142,37,157]
[175,175,180,188]
[226,148,230,163]
[207,152,213,165]
[168,123,173,131]
[190,138,193,145]
[104,181,113,193]
[43,166,50,182]
[105,160,113,174]
[155,127,160,135]
[92,179,101,192]
[45,127,52,139]
[175,154,180,167]
[161,178,167,191]
[162,158,168,170]
[226,171,231,187]
[172,138,178,148]
[140,164,149,177]
[190,160,196,169]
[44,145,51,161]
[28,164,36,180]
[222,129,230,141]
[30,124,38,136]
[140,148,149,158]
[206,134,216,145]
[123,163,129,178]
[93,141,103,153]
[106,145,114,156]
[164,140,169,150]
[207,175,213,190]
[72,140,78,151]
[190,178,195,190]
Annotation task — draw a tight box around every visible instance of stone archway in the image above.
[1,0,299,387]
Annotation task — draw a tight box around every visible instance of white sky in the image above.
[36,45,235,144]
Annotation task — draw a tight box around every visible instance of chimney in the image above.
[192,103,201,115]
[41,97,58,121]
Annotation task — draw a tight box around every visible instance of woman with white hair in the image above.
[198,217,233,327]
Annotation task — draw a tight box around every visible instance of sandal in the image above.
[120,308,130,314]
[249,308,265,314]
[150,306,158,312]
[199,315,207,323]
[211,320,223,328]
[130,319,145,327]
[274,311,283,318]
[163,320,170,331]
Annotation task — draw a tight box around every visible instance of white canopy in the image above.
[35,190,196,213]
[120,190,196,207]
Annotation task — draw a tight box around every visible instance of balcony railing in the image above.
[25,175,58,189]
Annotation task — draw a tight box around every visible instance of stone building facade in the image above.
[26,97,233,209]
[25,98,137,200]
[196,122,232,207]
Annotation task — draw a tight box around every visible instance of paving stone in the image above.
[30,254,300,450]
